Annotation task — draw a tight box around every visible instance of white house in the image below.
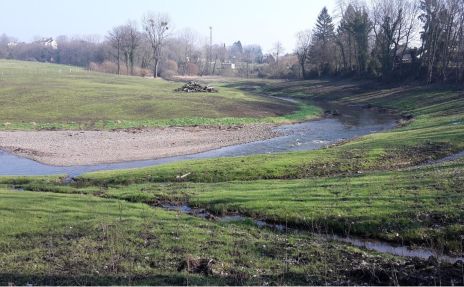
[37,38,58,49]
[222,61,235,70]
[7,41,18,47]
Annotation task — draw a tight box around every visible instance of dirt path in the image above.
[0,125,278,166]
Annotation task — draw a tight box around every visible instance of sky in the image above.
[0,0,337,52]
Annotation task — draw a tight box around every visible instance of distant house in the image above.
[395,45,417,65]
[36,37,58,49]
[262,54,276,64]
[7,41,18,48]
[222,61,235,70]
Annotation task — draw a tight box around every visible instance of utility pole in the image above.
[209,26,213,75]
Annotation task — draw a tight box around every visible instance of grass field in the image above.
[0,65,463,285]
[4,158,463,254]
[77,82,464,185]
[0,60,321,130]
[0,188,461,285]
[69,79,463,255]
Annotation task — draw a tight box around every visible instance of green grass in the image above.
[1,77,463,285]
[174,161,464,254]
[13,160,463,254]
[0,60,321,130]
[66,79,464,254]
[79,82,464,184]
[3,189,452,286]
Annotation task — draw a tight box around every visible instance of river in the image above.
[0,101,397,177]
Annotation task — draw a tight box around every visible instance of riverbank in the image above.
[0,101,396,175]
[0,125,279,166]
[1,78,463,285]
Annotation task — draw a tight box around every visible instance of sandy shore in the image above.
[0,125,279,166]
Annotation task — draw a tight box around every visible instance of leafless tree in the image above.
[176,28,198,75]
[142,12,170,78]
[272,41,285,65]
[295,30,312,79]
[120,21,140,75]
[370,0,418,78]
[107,26,125,74]
[438,0,462,82]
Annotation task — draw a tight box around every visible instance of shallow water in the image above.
[158,203,464,264]
[0,101,397,177]
[329,234,464,264]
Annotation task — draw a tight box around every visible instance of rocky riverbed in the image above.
[0,125,278,166]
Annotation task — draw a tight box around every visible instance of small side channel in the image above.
[159,203,464,265]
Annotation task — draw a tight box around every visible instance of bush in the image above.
[186,63,199,76]
[88,61,118,74]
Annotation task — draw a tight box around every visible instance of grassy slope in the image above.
[0,60,321,130]
[6,159,463,253]
[3,189,455,286]
[3,80,463,251]
[67,79,464,253]
[79,81,464,184]
[1,78,463,284]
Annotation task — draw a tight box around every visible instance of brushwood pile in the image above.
[175,81,218,93]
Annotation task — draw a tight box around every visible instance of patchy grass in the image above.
[78,82,464,184]
[16,160,463,254]
[3,189,460,285]
[1,78,463,285]
[0,60,322,130]
[175,160,464,255]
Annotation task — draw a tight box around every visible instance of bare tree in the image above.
[177,28,198,75]
[120,21,140,75]
[370,0,418,78]
[107,26,125,74]
[142,12,170,78]
[438,0,462,82]
[272,41,285,65]
[295,30,312,79]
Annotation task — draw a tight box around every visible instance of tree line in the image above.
[1,1,462,83]
[0,11,274,78]
[296,0,464,83]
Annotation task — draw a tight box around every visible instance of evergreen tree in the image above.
[312,7,336,75]
[314,7,335,45]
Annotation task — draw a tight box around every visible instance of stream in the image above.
[161,203,464,264]
[0,101,398,177]
[2,99,463,264]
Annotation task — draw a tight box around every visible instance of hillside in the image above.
[0,60,299,130]
[1,76,463,285]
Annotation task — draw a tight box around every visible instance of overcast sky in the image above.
[1,0,337,52]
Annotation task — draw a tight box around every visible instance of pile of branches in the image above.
[175,81,218,93]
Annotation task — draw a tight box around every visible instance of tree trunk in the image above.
[129,51,134,76]
[301,63,306,79]
[153,58,159,78]
[212,55,218,75]
[337,41,347,71]
[348,34,353,71]
[117,46,120,75]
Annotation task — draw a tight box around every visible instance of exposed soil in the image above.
[0,125,279,166]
